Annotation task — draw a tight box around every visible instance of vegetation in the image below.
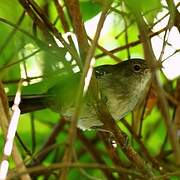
[0,0,179,179]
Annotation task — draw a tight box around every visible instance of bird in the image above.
[8,58,153,130]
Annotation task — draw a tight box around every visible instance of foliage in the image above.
[0,0,180,179]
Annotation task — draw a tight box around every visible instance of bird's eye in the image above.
[133,64,141,72]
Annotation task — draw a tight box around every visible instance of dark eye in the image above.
[133,64,141,72]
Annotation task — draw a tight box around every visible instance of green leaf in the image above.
[126,0,162,24]
[80,0,102,21]
[141,0,163,24]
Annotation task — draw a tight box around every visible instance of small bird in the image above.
[8,59,153,130]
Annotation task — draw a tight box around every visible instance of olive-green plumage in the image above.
[8,59,152,130]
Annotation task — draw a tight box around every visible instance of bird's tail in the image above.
[8,94,52,114]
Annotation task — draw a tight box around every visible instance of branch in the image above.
[97,102,155,177]
[127,0,180,165]
[8,162,143,179]
[0,81,31,180]
[59,1,111,179]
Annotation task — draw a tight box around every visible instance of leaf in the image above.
[80,0,102,21]
[126,0,163,24]
[141,0,163,24]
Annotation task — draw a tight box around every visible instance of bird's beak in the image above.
[149,60,162,71]
[144,60,162,74]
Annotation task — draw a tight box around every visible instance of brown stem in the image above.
[54,0,69,32]
[77,130,116,179]
[59,2,111,179]
[127,1,180,165]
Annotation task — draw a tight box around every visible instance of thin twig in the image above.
[54,0,69,32]
[8,162,143,180]
[0,81,31,180]
[77,130,115,179]
[95,26,168,59]
[127,0,180,165]
[59,1,111,179]
[0,11,25,55]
